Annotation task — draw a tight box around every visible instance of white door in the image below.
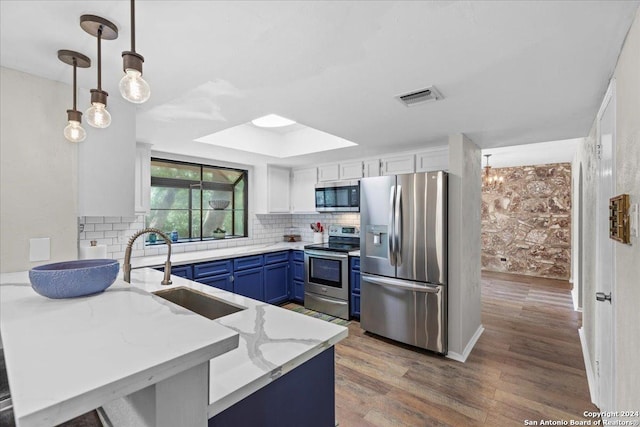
[595,80,616,411]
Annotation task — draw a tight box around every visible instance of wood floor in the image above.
[334,271,598,426]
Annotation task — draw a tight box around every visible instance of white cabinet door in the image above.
[363,159,381,177]
[339,161,363,180]
[291,167,317,212]
[381,154,415,175]
[318,165,340,182]
[78,97,136,217]
[416,147,449,172]
[134,143,152,214]
[268,166,291,213]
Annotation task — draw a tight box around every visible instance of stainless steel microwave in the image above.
[315,180,360,212]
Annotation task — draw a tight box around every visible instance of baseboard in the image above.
[571,286,583,312]
[447,324,484,363]
[579,327,597,405]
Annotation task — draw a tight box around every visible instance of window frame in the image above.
[148,157,249,242]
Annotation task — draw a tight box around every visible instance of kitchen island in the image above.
[0,268,348,426]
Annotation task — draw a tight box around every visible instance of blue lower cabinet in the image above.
[234,267,264,301]
[199,273,233,292]
[293,280,304,303]
[209,347,335,427]
[264,262,289,305]
[350,293,360,318]
[349,257,360,319]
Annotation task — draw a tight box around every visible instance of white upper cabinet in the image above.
[363,159,381,177]
[318,164,340,182]
[339,161,363,180]
[381,154,415,175]
[416,147,449,172]
[267,166,291,213]
[134,143,152,214]
[291,167,318,213]
[78,98,136,217]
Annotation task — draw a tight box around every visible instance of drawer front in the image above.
[292,250,304,262]
[194,260,232,278]
[156,265,193,280]
[350,256,360,271]
[264,251,289,265]
[234,255,264,271]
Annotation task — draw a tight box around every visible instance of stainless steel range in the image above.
[304,225,359,320]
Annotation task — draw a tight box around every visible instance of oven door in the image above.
[304,250,349,300]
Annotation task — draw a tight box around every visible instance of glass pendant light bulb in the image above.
[64,120,87,143]
[119,69,150,103]
[86,102,111,128]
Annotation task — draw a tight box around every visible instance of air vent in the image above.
[396,86,443,107]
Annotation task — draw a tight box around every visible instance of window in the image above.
[146,158,248,243]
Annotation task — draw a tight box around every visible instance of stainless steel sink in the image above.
[153,287,246,320]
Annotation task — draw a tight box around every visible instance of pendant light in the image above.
[80,15,118,128]
[120,0,150,103]
[58,50,91,143]
[482,154,504,190]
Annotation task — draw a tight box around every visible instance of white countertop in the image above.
[129,268,348,417]
[0,271,239,427]
[0,266,348,424]
[129,241,309,269]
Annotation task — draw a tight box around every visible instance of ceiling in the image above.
[1,1,638,167]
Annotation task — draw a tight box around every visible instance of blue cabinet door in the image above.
[264,262,289,305]
[200,273,233,292]
[234,267,264,301]
[349,257,360,318]
[293,280,304,303]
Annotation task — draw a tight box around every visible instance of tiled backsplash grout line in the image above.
[78,213,360,260]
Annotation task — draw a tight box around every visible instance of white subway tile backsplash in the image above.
[94,223,113,231]
[85,217,104,224]
[79,212,359,260]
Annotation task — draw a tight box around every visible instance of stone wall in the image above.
[481,162,572,280]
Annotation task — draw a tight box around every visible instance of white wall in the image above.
[610,5,640,411]
[0,67,78,272]
[574,6,640,412]
[447,133,483,361]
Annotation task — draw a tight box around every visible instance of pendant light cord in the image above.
[130,0,136,53]
[72,58,77,111]
[97,26,103,90]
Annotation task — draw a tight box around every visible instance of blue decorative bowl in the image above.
[29,259,120,299]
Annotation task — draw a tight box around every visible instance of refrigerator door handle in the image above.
[362,273,441,293]
[395,184,402,265]
[389,185,396,266]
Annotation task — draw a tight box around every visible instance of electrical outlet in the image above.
[631,203,639,238]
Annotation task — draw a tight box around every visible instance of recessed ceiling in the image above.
[195,120,357,158]
[1,1,638,167]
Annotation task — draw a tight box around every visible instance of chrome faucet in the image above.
[123,228,172,286]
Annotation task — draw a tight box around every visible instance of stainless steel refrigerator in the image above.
[360,171,447,354]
